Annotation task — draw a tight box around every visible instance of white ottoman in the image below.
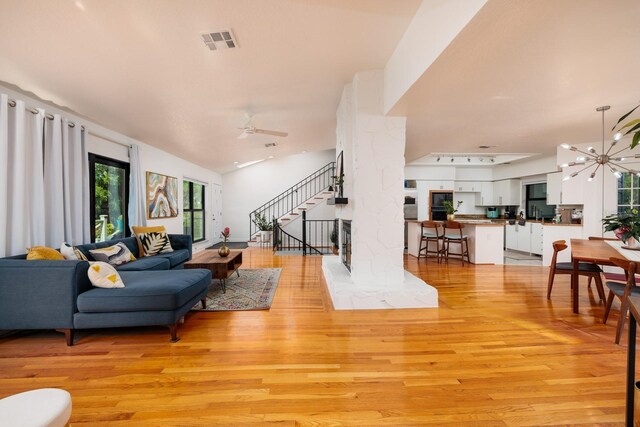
[0,388,72,427]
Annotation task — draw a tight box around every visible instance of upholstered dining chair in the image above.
[418,220,444,263]
[546,240,605,301]
[604,257,640,344]
[443,221,470,265]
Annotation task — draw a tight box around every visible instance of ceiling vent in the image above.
[201,29,238,51]
[265,142,277,148]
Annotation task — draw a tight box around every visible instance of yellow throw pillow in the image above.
[132,225,171,257]
[26,246,65,260]
[87,262,125,288]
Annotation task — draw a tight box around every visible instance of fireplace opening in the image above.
[342,220,351,272]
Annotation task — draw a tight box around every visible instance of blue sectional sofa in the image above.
[0,234,211,345]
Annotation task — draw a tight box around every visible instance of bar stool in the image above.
[418,220,444,263]
[443,221,470,265]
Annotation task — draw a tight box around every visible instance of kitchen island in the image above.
[407,220,505,265]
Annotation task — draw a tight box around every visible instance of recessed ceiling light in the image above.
[478,145,497,149]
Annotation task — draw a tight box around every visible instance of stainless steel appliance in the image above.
[486,207,499,219]
[430,191,453,221]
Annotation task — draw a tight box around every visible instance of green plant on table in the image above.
[602,208,640,243]
[442,200,463,215]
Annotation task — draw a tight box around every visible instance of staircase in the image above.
[248,162,335,245]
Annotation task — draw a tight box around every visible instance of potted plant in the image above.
[612,102,640,149]
[333,173,345,198]
[253,212,273,244]
[329,229,339,255]
[443,200,463,221]
[218,227,231,257]
[603,208,640,248]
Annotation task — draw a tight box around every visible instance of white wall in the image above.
[222,149,336,242]
[1,83,222,250]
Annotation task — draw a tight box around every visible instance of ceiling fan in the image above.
[237,115,288,139]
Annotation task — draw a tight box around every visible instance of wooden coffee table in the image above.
[184,250,242,293]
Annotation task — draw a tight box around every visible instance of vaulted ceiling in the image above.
[0,0,420,172]
[2,0,640,173]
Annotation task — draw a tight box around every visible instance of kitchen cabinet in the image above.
[530,223,543,255]
[505,224,518,250]
[505,222,543,254]
[560,164,584,205]
[546,172,561,205]
[516,223,531,253]
[493,179,521,206]
[454,181,481,192]
[474,181,494,206]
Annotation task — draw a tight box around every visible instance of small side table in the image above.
[184,250,242,293]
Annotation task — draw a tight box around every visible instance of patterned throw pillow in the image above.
[60,242,89,261]
[132,225,174,257]
[87,262,124,288]
[137,231,174,257]
[26,246,65,260]
[89,242,136,266]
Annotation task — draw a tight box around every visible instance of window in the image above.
[525,183,555,220]
[89,154,130,243]
[617,173,640,214]
[183,180,205,242]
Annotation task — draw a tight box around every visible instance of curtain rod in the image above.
[7,98,84,130]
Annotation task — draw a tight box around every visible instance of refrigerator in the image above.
[430,191,453,221]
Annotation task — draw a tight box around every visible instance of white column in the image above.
[349,70,406,287]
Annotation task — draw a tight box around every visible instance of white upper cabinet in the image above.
[546,172,561,205]
[475,181,494,206]
[560,164,584,205]
[492,179,521,206]
[454,181,481,192]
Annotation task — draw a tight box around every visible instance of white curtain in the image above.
[128,144,147,229]
[0,94,46,257]
[43,115,90,246]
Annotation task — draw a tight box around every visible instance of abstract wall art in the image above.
[146,172,179,219]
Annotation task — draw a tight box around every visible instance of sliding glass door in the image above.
[89,154,130,242]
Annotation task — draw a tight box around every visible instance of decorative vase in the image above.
[625,236,639,249]
[218,245,230,257]
[447,214,455,222]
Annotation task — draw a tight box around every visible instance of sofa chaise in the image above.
[0,234,211,345]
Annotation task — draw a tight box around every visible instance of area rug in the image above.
[192,268,281,311]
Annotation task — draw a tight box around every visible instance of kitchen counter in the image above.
[407,220,504,265]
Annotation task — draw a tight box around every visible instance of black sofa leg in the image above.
[201,297,207,309]
[63,329,74,346]
[169,323,180,343]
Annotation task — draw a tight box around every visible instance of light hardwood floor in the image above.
[0,248,634,426]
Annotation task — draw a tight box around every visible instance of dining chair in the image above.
[546,240,605,301]
[443,221,470,265]
[418,220,444,263]
[586,236,637,284]
[604,257,640,344]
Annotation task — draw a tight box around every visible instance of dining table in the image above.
[569,238,629,314]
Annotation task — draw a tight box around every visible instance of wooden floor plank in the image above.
[0,248,635,425]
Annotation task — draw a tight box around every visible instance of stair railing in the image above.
[301,210,334,255]
[249,162,335,239]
